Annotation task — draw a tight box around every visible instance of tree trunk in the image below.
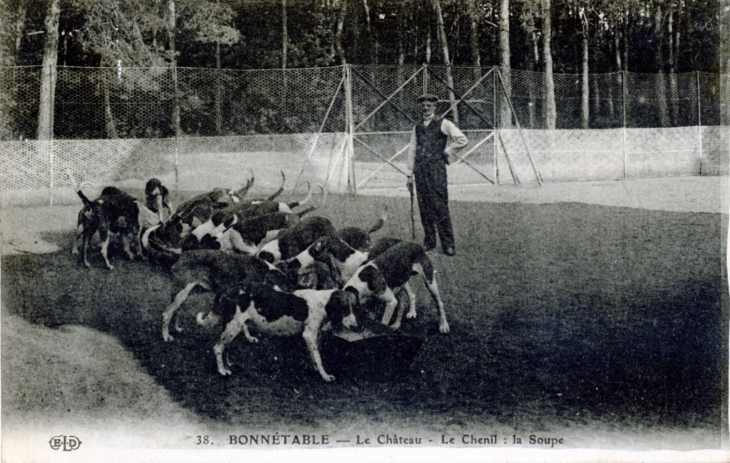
[542,0,556,129]
[362,0,380,64]
[581,7,589,129]
[397,1,407,107]
[101,63,118,139]
[432,0,457,123]
[425,22,432,64]
[722,0,730,125]
[668,6,679,125]
[526,21,538,129]
[335,0,348,64]
[654,3,669,127]
[499,0,511,128]
[7,4,26,65]
[282,0,288,69]
[623,3,630,72]
[467,0,481,80]
[37,0,60,141]
[215,40,222,135]
[167,0,181,137]
[611,16,621,119]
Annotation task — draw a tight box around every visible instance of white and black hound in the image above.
[68,171,160,269]
[257,216,336,264]
[196,282,358,381]
[342,241,450,333]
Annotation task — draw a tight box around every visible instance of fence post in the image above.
[344,64,356,195]
[622,70,628,180]
[697,70,703,174]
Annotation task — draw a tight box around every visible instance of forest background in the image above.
[0,0,728,141]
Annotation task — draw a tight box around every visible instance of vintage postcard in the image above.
[1,0,729,462]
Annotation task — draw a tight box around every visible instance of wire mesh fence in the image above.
[0,64,727,206]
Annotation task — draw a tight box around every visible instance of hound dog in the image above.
[68,172,160,269]
[288,236,403,289]
[144,178,174,223]
[257,216,336,264]
[196,282,358,381]
[288,236,419,322]
[342,241,450,333]
[287,235,368,287]
[177,182,314,251]
[166,182,254,241]
[162,250,294,342]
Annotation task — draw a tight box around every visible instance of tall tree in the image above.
[720,0,729,124]
[653,1,670,127]
[667,2,678,124]
[282,0,288,69]
[167,0,181,137]
[37,0,61,140]
[499,0,511,128]
[0,0,27,66]
[335,0,348,64]
[181,0,239,133]
[580,5,589,128]
[467,0,481,68]
[542,0,556,129]
[432,0,458,122]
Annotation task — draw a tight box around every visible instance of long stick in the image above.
[409,184,416,240]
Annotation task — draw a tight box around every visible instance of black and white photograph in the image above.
[1,0,728,461]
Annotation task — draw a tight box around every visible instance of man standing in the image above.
[406,94,468,256]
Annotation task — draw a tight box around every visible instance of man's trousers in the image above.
[414,159,454,251]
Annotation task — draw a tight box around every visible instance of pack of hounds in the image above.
[67,170,450,382]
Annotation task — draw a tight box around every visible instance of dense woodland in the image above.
[0,0,728,139]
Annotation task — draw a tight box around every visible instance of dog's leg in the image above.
[240,311,259,344]
[122,233,135,261]
[422,271,449,333]
[82,230,93,268]
[403,282,417,319]
[99,228,114,269]
[162,282,198,341]
[213,308,247,376]
[379,287,399,328]
[389,282,418,330]
[302,325,334,382]
[72,225,83,256]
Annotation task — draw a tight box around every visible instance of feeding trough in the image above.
[322,321,424,381]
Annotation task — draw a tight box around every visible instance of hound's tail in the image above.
[266,170,286,201]
[232,168,256,200]
[367,206,388,235]
[287,181,312,209]
[66,169,93,208]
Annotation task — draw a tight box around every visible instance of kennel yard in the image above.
[2,64,729,461]
[1,175,728,460]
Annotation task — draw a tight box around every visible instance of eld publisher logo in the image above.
[49,435,82,451]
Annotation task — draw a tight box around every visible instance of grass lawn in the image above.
[1,191,727,451]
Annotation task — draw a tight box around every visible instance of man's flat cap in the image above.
[417,93,439,103]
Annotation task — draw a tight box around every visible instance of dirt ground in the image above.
[1,176,728,462]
